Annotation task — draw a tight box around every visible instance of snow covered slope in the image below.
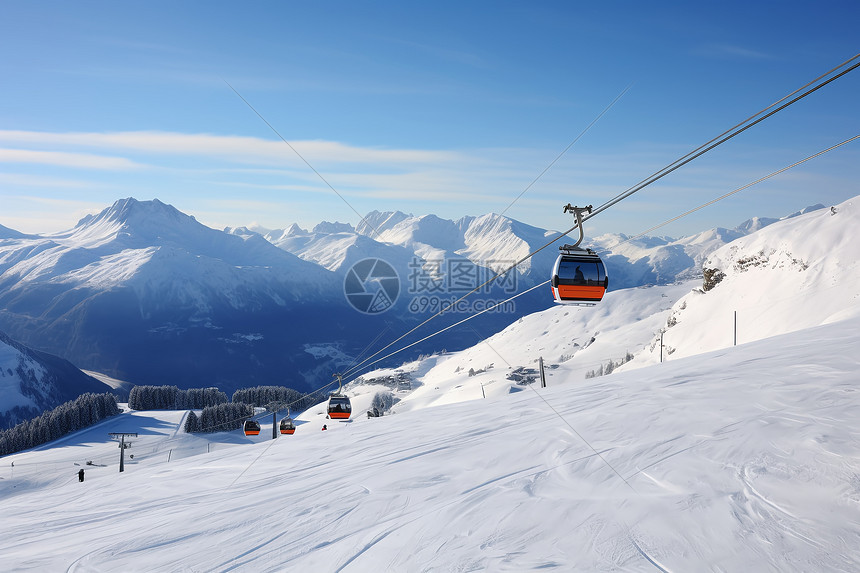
[633,197,859,364]
[368,281,692,413]
[0,331,109,429]
[373,199,850,408]
[1,315,858,571]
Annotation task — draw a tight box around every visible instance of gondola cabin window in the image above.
[551,250,608,305]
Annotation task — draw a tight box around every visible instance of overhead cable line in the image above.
[594,133,860,251]
[583,53,860,222]
[346,131,859,380]
[222,79,385,240]
[212,134,859,488]
[499,83,632,217]
[195,131,858,435]
[342,54,860,379]
[334,132,860,496]
[342,84,632,377]
[346,280,550,375]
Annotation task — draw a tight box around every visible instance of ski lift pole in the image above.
[109,433,138,473]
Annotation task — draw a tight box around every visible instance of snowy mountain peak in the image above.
[734,216,779,235]
[67,197,206,248]
[223,226,259,239]
[285,223,308,236]
[77,197,187,228]
[461,212,521,240]
[311,221,354,235]
[790,203,826,217]
[721,204,824,237]
[393,213,466,251]
[356,210,411,237]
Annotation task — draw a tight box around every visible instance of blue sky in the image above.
[1,0,858,238]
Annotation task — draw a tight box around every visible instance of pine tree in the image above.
[184,411,199,433]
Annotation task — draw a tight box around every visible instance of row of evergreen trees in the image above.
[231,386,319,411]
[183,403,254,433]
[128,386,228,410]
[0,393,119,456]
[182,386,323,434]
[127,385,318,413]
[0,383,321,453]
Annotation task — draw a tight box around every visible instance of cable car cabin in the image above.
[243,420,261,436]
[279,418,296,435]
[327,394,352,420]
[551,248,608,305]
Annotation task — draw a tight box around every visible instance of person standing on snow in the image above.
[78,468,85,482]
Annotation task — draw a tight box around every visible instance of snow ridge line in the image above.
[630,533,672,573]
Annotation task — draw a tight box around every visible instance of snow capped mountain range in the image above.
[257,204,825,290]
[0,196,830,403]
[0,198,348,395]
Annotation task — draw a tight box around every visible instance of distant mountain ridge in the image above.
[0,223,30,240]
[260,204,826,288]
[0,197,826,397]
[0,198,351,395]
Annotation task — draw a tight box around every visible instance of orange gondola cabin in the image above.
[327,394,352,420]
[243,419,261,436]
[279,417,296,435]
[551,246,608,305]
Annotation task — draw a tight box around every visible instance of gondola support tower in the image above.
[109,432,138,473]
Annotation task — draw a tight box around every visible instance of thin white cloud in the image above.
[3,195,106,211]
[0,173,96,188]
[0,148,144,170]
[0,196,108,234]
[0,130,463,167]
[209,181,338,194]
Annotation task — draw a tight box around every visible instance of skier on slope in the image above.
[78,469,85,482]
